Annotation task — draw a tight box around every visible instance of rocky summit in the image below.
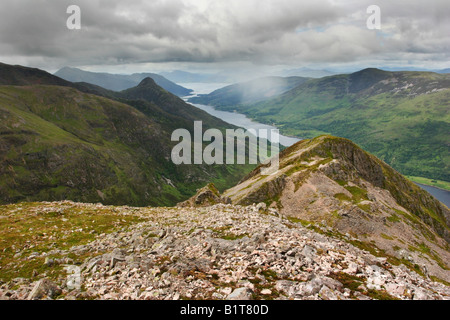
[0,135,449,300]
[0,200,449,300]
[225,135,450,283]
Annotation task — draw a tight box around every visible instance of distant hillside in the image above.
[187,76,310,107]
[0,63,253,206]
[220,68,450,183]
[55,67,193,96]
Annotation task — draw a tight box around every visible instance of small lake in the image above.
[182,82,450,208]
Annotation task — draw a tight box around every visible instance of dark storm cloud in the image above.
[0,0,449,70]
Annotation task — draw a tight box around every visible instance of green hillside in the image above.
[0,63,255,206]
[0,85,253,206]
[215,69,450,184]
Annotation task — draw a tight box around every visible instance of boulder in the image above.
[177,183,231,207]
[226,287,253,300]
[28,279,61,300]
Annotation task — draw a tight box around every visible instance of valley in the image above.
[191,69,450,191]
[0,63,448,301]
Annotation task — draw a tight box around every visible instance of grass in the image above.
[210,226,248,240]
[406,176,450,192]
[334,193,352,202]
[0,202,145,282]
[345,186,369,202]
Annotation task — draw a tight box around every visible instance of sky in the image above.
[0,0,449,76]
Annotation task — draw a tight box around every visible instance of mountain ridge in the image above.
[224,135,450,281]
[212,68,450,183]
[0,63,253,206]
[55,67,193,96]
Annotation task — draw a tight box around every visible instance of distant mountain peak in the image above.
[54,66,192,96]
[137,77,158,87]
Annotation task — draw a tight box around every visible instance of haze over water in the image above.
[182,82,449,208]
[182,82,301,147]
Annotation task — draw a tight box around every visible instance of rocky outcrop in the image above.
[27,279,61,300]
[0,202,448,300]
[177,183,231,207]
[224,135,450,282]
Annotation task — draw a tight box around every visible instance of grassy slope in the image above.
[217,70,450,185]
[0,85,253,206]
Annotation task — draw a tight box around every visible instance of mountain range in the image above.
[0,62,449,298]
[209,68,450,185]
[0,63,252,206]
[54,67,193,96]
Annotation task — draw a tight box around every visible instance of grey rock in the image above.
[44,257,54,267]
[413,289,430,300]
[226,288,253,300]
[302,245,317,260]
[28,279,61,300]
[319,286,338,300]
[299,277,323,296]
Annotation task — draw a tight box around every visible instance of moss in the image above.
[387,214,401,223]
[260,269,279,281]
[357,203,372,212]
[211,226,248,241]
[330,272,399,300]
[380,233,394,240]
[345,186,369,202]
[366,289,400,300]
[0,202,145,282]
[429,276,450,286]
[329,272,365,292]
[408,243,448,270]
[219,233,248,241]
[334,193,352,202]
[335,179,347,186]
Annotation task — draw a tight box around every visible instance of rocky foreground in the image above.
[0,201,448,300]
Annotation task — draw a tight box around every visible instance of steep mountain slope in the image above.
[119,78,229,126]
[0,63,253,206]
[55,67,193,96]
[224,135,450,281]
[187,76,310,107]
[219,69,450,183]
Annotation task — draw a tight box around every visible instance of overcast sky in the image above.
[0,0,449,75]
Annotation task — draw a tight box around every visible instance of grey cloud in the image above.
[0,0,448,71]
